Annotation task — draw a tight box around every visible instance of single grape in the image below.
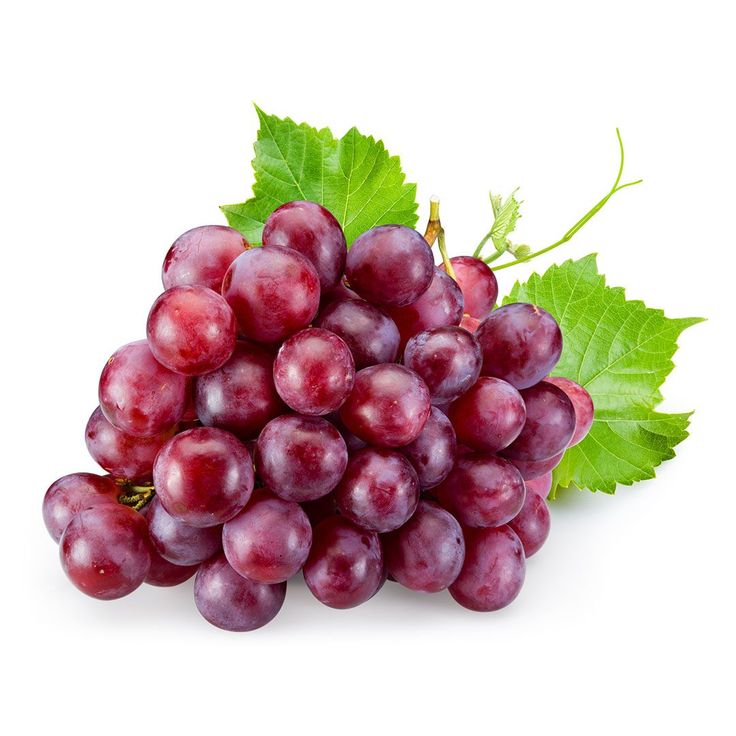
[440,256,498,320]
[222,245,320,344]
[303,516,383,609]
[314,298,400,368]
[85,406,173,482]
[42,472,119,543]
[339,364,431,447]
[387,268,464,347]
[525,472,553,498]
[508,492,550,557]
[60,505,151,600]
[256,414,348,502]
[544,376,594,446]
[145,549,198,587]
[403,326,482,404]
[262,200,347,290]
[449,525,526,612]
[162,225,248,292]
[146,285,236,376]
[460,314,481,333]
[335,448,419,533]
[153,427,254,527]
[146,496,222,566]
[400,406,457,489]
[223,489,312,584]
[99,340,187,437]
[195,341,285,440]
[194,553,286,632]
[447,377,526,452]
[273,328,355,415]
[510,451,565,480]
[476,303,563,389]
[345,225,434,307]
[382,500,465,593]
[502,382,576,462]
[436,453,525,528]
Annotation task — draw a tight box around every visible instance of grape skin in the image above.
[194,553,286,632]
[476,303,563,389]
[400,406,457,490]
[195,341,285,441]
[256,414,348,502]
[339,364,431,448]
[153,427,254,528]
[162,225,248,293]
[145,549,198,587]
[221,245,321,344]
[449,525,526,612]
[345,225,434,307]
[85,406,174,482]
[273,328,355,416]
[441,256,498,320]
[146,285,237,376]
[382,500,465,593]
[60,505,152,600]
[335,448,420,533]
[404,326,482,404]
[99,340,187,438]
[303,517,384,609]
[223,489,312,584]
[544,376,594,446]
[314,298,401,369]
[508,492,551,557]
[511,452,565,480]
[524,472,553,498]
[447,376,526,453]
[262,200,347,291]
[502,382,576,462]
[460,314,481,333]
[42,472,120,543]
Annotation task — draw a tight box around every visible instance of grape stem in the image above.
[118,483,155,511]
[478,129,643,270]
[423,197,457,279]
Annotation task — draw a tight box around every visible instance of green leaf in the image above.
[221,106,418,245]
[504,254,703,495]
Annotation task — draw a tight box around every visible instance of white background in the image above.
[1,1,734,733]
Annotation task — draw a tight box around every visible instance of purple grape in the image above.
[146,496,222,566]
[194,553,286,632]
[195,341,285,441]
[162,225,248,292]
[525,472,553,498]
[303,517,383,609]
[42,472,120,543]
[146,285,236,376]
[449,525,526,612]
[60,505,151,600]
[387,268,464,347]
[153,427,253,527]
[544,376,594,446]
[85,406,174,482]
[476,303,563,389]
[436,454,526,528]
[262,200,347,290]
[502,382,576,462]
[223,489,312,584]
[460,314,481,333]
[447,377,526,452]
[508,492,550,557]
[345,225,434,307]
[400,407,457,489]
[510,451,565,480]
[403,326,482,404]
[221,245,320,344]
[440,256,498,320]
[335,448,419,533]
[314,298,400,368]
[145,550,198,587]
[273,328,355,415]
[320,280,362,309]
[256,414,348,502]
[99,340,187,437]
[339,364,431,447]
[382,500,465,593]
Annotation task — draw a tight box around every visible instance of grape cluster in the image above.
[43,201,594,631]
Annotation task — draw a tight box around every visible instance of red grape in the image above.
[460,314,481,333]
[262,200,347,290]
[400,406,457,489]
[145,550,198,587]
[510,451,565,480]
[525,472,553,498]
[508,492,550,557]
[441,256,498,320]
[544,376,594,446]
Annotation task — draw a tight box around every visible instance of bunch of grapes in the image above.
[42,201,594,631]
